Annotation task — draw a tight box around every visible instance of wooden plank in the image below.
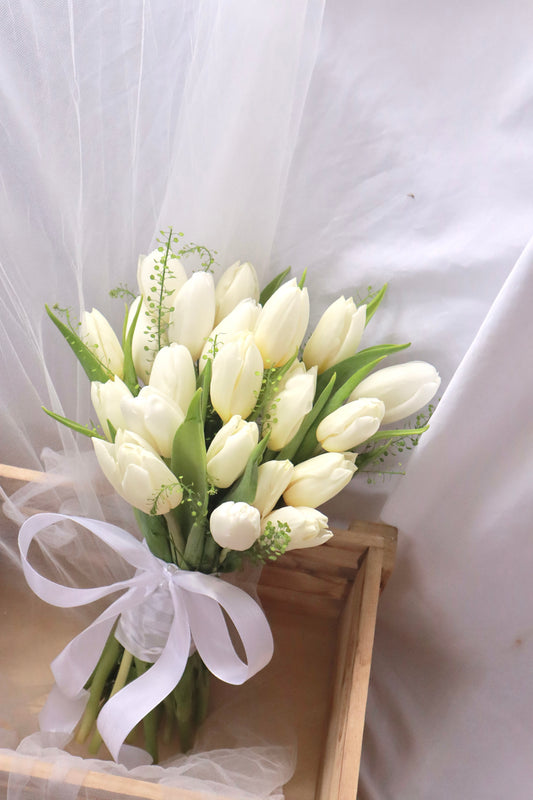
[0,464,49,483]
[316,554,367,799]
[316,544,384,799]
[348,520,397,589]
[338,545,384,796]
[259,565,347,599]
[0,752,236,800]
[259,585,342,619]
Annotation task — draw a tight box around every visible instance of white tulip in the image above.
[349,361,441,424]
[120,386,184,458]
[264,362,317,451]
[214,261,260,324]
[91,376,133,440]
[149,343,196,413]
[93,429,183,515]
[137,249,187,301]
[126,296,156,384]
[199,298,261,371]
[209,501,261,551]
[316,398,385,451]
[80,308,124,378]
[210,331,264,423]
[254,279,310,367]
[206,416,259,488]
[253,460,294,518]
[168,272,216,361]
[283,452,357,508]
[261,506,333,551]
[303,296,367,373]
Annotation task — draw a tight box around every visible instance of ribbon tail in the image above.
[96,584,191,764]
[50,582,153,697]
[39,684,89,738]
[183,574,274,685]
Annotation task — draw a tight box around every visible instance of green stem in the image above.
[76,635,122,744]
[183,519,207,570]
[193,654,210,726]
[200,535,220,573]
[89,649,133,754]
[173,656,196,752]
[164,511,188,568]
[162,694,176,745]
[157,228,173,351]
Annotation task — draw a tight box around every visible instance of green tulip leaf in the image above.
[315,342,410,397]
[122,299,142,395]
[42,406,104,439]
[365,283,388,325]
[45,304,113,384]
[259,267,291,306]
[295,356,387,463]
[277,373,336,463]
[298,268,308,289]
[367,423,430,442]
[183,518,208,570]
[223,433,270,505]
[171,389,208,534]
[328,356,387,408]
[249,353,297,422]
[133,508,173,562]
[355,438,393,471]
[196,357,212,424]
[106,419,117,443]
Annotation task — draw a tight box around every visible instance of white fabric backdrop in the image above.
[1,0,532,796]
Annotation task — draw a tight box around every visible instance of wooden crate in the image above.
[0,465,396,799]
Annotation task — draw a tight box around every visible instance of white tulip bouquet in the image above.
[37,228,440,764]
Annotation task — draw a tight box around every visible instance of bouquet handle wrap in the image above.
[19,513,274,767]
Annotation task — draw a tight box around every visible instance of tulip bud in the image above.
[349,361,441,424]
[137,249,187,300]
[120,386,184,458]
[303,296,366,373]
[264,362,317,451]
[261,506,333,551]
[283,452,357,508]
[254,279,310,367]
[209,501,261,551]
[126,296,155,384]
[206,416,259,489]
[93,429,183,515]
[168,272,216,361]
[253,460,294,517]
[199,298,261,371]
[91,376,133,440]
[149,343,196,413]
[210,331,264,423]
[214,261,260,324]
[80,308,124,378]
[316,398,385,451]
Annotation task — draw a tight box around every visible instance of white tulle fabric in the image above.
[2,0,533,798]
[0,1,322,797]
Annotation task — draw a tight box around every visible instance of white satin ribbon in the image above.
[18,512,274,767]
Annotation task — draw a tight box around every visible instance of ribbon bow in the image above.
[18,512,274,767]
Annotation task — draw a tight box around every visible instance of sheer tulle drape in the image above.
[0,2,323,797]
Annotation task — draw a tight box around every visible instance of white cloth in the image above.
[1,0,533,797]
